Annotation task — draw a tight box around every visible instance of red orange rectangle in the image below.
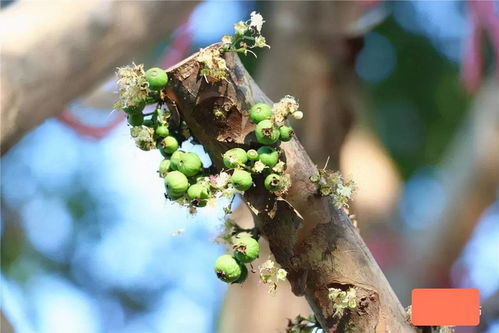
[412,288,480,326]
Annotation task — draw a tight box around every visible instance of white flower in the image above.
[276,269,287,281]
[253,160,266,173]
[249,11,265,32]
[234,21,248,36]
[221,34,233,46]
[272,161,285,173]
[254,35,270,48]
[337,183,353,198]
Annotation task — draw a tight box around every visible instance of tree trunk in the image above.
[0,0,197,154]
[165,45,417,332]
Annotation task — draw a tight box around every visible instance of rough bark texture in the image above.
[165,45,417,332]
[0,0,197,154]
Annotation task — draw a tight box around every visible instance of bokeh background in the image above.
[1,1,498,333]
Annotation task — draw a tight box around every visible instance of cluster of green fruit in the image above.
[214,236,260,283]
[220,102,296,194]
[122,67,169,127]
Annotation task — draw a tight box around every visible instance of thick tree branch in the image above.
[0,0,197,154]
[165,45,417,332]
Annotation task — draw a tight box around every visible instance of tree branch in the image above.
[165,45,417,332]
[0,0,197,154]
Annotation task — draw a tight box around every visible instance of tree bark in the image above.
[165,45,417,332]
[0,0,197,154]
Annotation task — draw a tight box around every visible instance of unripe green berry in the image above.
[177,152,202,177]
[246,149,259,161]
[233,263,248,284]
[223,148,248,168]
[230,169,253,191]
[257,146,279,167]
[255,120,280,145]
[161,136,179,154]
[279,126,294,142]
[169,150,184,170]
[155,125,169,137]
[233,236,260,263]
[214,254,241,283]
[145,67,168,91]
[159,159,171,177]
[249,103,272,124]
[187,183,211,200]
[164,171,189,198]
[127,113,144,126]
[123,100,145,114]
[264,173,284,191]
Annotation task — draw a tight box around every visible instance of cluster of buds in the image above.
[328,287,357,318]
[258,258,288,294]
[310,169,356,209]
[220,11,270,57]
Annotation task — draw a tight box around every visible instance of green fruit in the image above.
[264,173,284,191]
[155,125,169,137]
[161,136,179,154]
[164,171,189,198]
[279,126,294,142]
[159,159,171,177]
[187,184,211,200]
[249,103,272,124]
[177,152,202,177]
[170,150,184,170]
[257,146,279,167]
[214,254,242,283]
[246,149,259,161]
[145,67,168,91]
[223,148,248,168]
[233,236,260,263]
[123,100,145,114]
[255,120,280,145]
[127,113,144,126]
[233,263,248,284]
[230,169,253,191]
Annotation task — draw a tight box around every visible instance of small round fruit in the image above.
[187,184,211,200]
[255,120,280,145]
[230,169,253,191]
[161,136,179,154]
[246,149,259,161]
[145,67,168,91]
[214,254,241,283]
[249,103,272,124]
[257,146,279,167]
[233,263,248,284]
[233,236,260,263]
[264,173,284,191]
[123,100,145,114]
[127,113,144,126]
[155,125,169,137]
[159,159,171,177]
[279,126,294,142]
[223,148,248,168]
[169,150,184,170]
[177,152,202,177]
[165,171,189,198]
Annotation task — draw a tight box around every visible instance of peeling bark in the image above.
[165,45,417,332]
